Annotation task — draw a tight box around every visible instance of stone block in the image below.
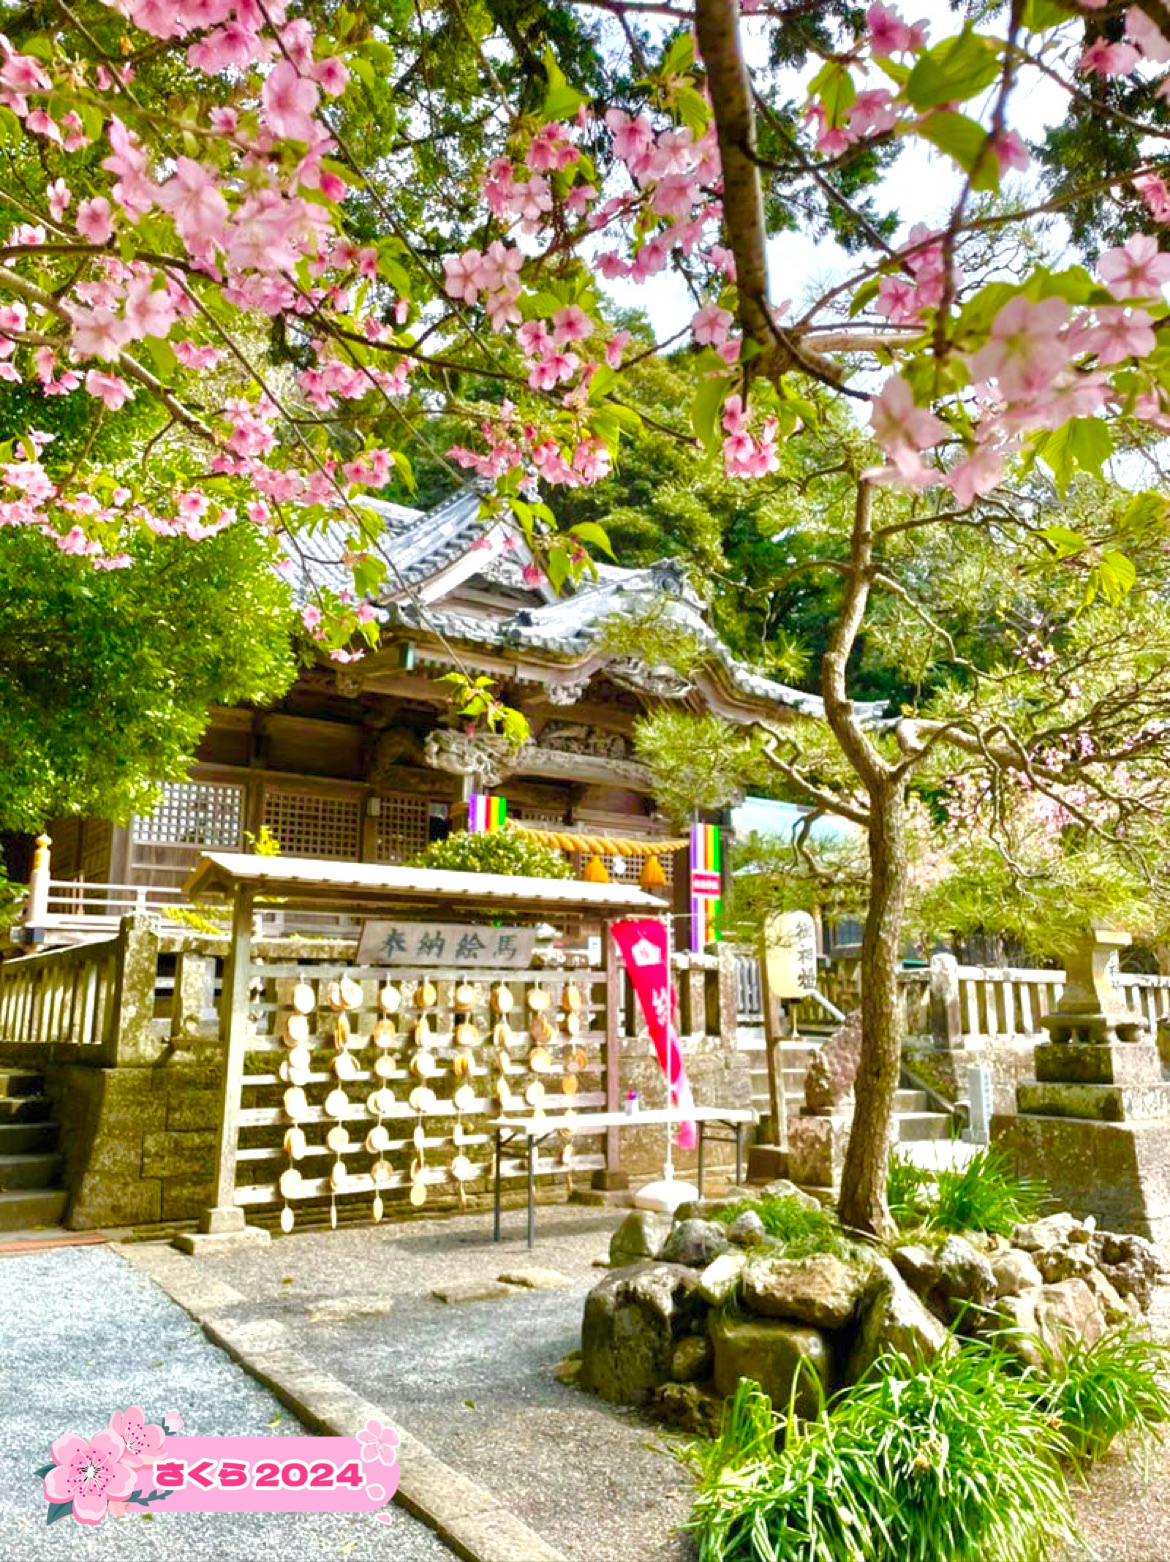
[698,1250,747,1305]
[1033,1041,1162,1087]
[141,1129,218,1179]
[160,1176,215,1222]
[580,1261,705,1405]
[710,1312,833,1419]
[174,1226,271,1255]
[845,1257,952,1385]
[72,1176,162,1229]
[1017,1081,1170,1122]
[994,1113,1170,1244]
[609,1209,672,1267]
[787,1114,850,1189]
[165,1088,223,1132]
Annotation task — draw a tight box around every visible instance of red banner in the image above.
[610,919,696,1150]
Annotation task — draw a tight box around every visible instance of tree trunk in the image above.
[836,779,908,1239]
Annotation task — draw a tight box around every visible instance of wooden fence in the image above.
[0,936,123,1062]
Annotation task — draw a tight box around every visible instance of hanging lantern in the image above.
[640,854,666,890]
[582,853,609,883]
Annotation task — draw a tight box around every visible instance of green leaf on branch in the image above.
[542,48,586,123]
[916,112,999,192]
[1034,419,1114,495]
[1119,490,1168,532]
[849,278,881,317]
[808,60,856,128]
[546,544,571,592]
[660,32,694,78]
[675,87,710,136]
[1095,550,1137,605]
[1039,524,1086,558]
[691,377,728,457]
[1022,0,1073,30]
[568,521,615,558]
[0,106,19,145]
[906,32,1002,109]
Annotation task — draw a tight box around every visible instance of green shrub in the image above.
[1039,1328,1170,1469]
[886,1147,1048,1236]
[690,1345,1078,1562]
[411,823,572,878]
[709,1195,864,1261]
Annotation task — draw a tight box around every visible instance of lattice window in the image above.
[262,789,360,859]
[133,780,245,848]
[373,793,429,865]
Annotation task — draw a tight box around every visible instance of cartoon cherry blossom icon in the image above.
[357,1418,400,1467]
[43,1431,138,1525]
[108,1406,165,1467]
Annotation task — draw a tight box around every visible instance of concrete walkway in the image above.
[0,1244,457,1561]
[125,1204,699,1562]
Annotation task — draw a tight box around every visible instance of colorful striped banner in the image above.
[467,794,507,833]
[689,822,721,952]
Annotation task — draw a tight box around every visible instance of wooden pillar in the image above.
[592,916,629,1190]
[178,886,270,1249]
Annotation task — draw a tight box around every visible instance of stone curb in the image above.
[118,1242,567,1562]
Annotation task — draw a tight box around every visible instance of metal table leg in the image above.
[493,1128,503,1241]
[735,1122,743,1187]
[697,1121,706,1197]
[527,1132,536,1249]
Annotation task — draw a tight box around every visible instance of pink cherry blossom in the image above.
[84,370,134,409]
[550,305,594,346]
[605,109,655,167]
[1125,5,1170,63]
[867,4,927,57]
[262,61,319,142]
[1098,233,1170,299]
[691,301,733,347]
[990,130,1028,175]
[314,56,350,96]
[47,178,71,222]
[108,1407,165,1469]
[1078,38,1140,76]
[849,89,899,138]
[0,52,50,93]
[970,294,1070,400]
[302,604,322,630]
[174,339,222,369]
[475,240,522,294]
[69,305,130,361]
[43,1430,137,1524]
[606,331,632,368]
[1087,306,1156,364]
[527,349,579,390]
[870,374,947,456]
[946,445,1004,507]
[572,438,612,484]
[156,158,229,248]
[721,394,748,437]
[1135,172,1170,223]
[76,197,114,245]
[443,250,483,305]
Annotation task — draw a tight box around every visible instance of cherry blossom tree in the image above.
[9,0,1170,1229]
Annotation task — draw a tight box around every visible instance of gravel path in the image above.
[162,1203,700,1562]
[0,1245,457,1562]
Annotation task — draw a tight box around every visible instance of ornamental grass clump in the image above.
[708,1195,862,1261]
[1038,1329,1170,1470]
[887,1147,1048,1236]
[689,1344,1078,1562]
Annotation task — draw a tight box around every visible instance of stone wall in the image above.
[904,1039,1036,1117]
[46,1054,223,1229]
[615,1034,753,1180]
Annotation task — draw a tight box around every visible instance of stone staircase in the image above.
[743,1021,956,1147]
[0,1069,67,1231]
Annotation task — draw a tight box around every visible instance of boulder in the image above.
[756,1179,823,1213]
[991,1249,1043,1298]
[671,1333,714,1382]
[933,1235,997,1324]
[845,1258,953,1385]
[609,1210,673,1268]
[1089,1230,1163,1310]
[1083,1266,1129,1326]
[580,1261,705,1405]
[892,1243,940,1297]
[803,1010,863,1114]
[1034,1244,1095,1286]
[741,1252,868,1329]
[698,1250,747,1306]
[710,1312,833,1420]
[995,1277,1105,1370]
[651,1381,725,1438]
[661,1218,733,1270]
[1011,1213,1091,1252]
[727,1210,768,1248]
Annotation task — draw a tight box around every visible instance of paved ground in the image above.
[159,1202,699,1562]
[0,1245,457,1561]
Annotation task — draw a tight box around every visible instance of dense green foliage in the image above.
[710,1195,865,1263]
[1039,1330,1170,1470]
[411,823,571,878]
[689,1347,1077,1562]
[887,1149,1049,1238]
[0,528,294,831]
